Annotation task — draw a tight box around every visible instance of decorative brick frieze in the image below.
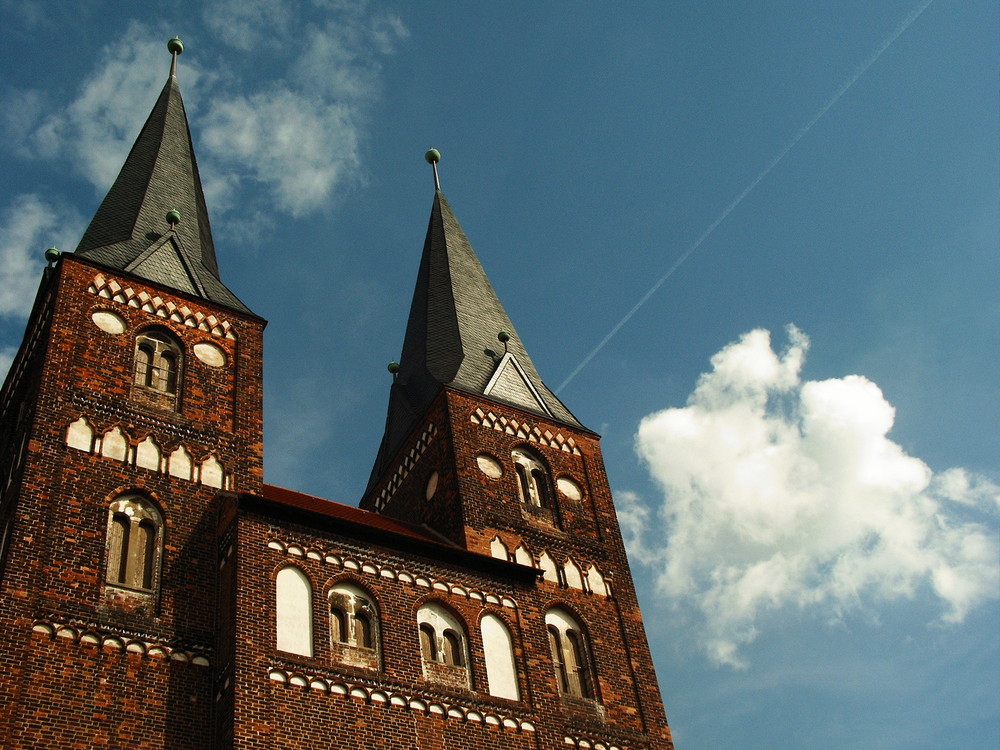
[562,734,626,750]
[471,408,582,455]
[31,618,212,665]
[267,665,537,732]
[64,417,229,489]
[266,537,519,609]
[89,273,236,339]
[488,534,611,598]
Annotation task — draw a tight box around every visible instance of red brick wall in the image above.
[353,386,674,748]
[229,471,673,748]
[0,254,673,749]
[0,255,265,748]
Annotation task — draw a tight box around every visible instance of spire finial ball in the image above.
[44,247,61,263]
[387,361,400,374]
[425,148,441,165]
[166,209,181,226]
[167,37,184,55]
[497,331,510,344]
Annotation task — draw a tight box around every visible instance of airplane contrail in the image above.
[555,0,935,395]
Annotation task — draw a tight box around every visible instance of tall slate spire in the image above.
[74,38,250,314]
[368,152,584,492]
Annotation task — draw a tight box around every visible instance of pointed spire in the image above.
[74,38,251,314]
[367,152,584,493]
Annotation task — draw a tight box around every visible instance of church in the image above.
[0,39,674,749]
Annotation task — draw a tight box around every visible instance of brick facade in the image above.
[0,255,263,748]
[0,47,673,748]
[0,260,674,750]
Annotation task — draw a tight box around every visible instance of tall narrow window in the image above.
[275,566,313,657]
[133,329,182,407]
[331,608,348,643]
[417,603,470,688]
[105,495,162,593]
[547,625,569,694]
[511,448,551,508]
[354,611,373,648]
[545,608,596,700]
[134,344,153,386]
[442,630,464,667]
[328,582,380,670]
[419,623,437,661]
[482,614,520,701]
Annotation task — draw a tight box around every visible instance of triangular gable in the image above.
[483,352,553,418]
[125,234,202,298]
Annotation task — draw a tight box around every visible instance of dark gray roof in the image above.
[74,73,252,314]
[366,190,585,494]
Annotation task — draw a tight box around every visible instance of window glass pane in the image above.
[109,514,130,584]
[419,624,436,661]
[443,630,463,666]
[137,519,156,589]
[331,607,347,643]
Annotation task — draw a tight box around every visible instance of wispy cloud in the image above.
[14,28,169,191]
[199,0,407,216]
[622,326,999,668]
[0,194,85,318]
[5,2,406,221]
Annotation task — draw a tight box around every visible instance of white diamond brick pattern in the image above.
[88,274,236,339]
[374,423,437,511]
[470,408,581,455]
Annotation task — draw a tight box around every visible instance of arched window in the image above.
[419,623,437,661]
[328,582,379,668]
[134,330,182,397]
[545,608,596,700]
[442,630,464,667]
[275,566,313,657]
[417,602,470,688]
[481,614,520,701]
[105,494,162,593]
[511,448,552,508]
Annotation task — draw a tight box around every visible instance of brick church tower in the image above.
[0,40,265,747]
[0,41,674,750]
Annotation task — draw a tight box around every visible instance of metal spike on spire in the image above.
[425,148,441,191]
[167,37,183,78]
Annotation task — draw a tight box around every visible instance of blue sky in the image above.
[1,1,997,748]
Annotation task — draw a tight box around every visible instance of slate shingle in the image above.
[73,72,251,314]
[367,190,586,493]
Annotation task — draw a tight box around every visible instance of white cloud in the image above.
[198,0,407,216]
[202,0,295,52]
[7,4,406,221]
[19,26,171,192]
[0,195,85,317]
[200,92,360,217]
[624,326,999,668]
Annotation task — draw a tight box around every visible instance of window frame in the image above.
[511,447,553,509]
[104,494,163,594]
[545,608,597,701]
[416,602,472,688]
[328,582,379,652]
[133,328,183,407]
